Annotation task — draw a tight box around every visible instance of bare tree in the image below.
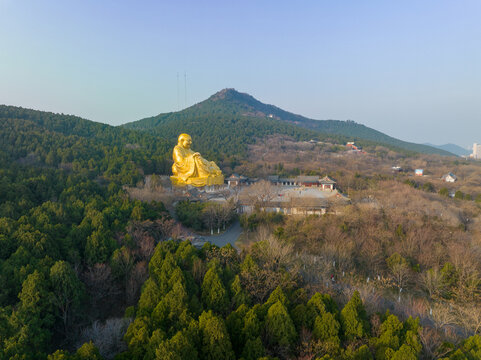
[454,303,481,336]
[126,261,148,305]
[420,268,445,300]
[255,232,296,273]
[419,327,452,360]
[219,200,237,230]
[248,179,277,210]
[82,263,119,318]
[78,317,132,359]
[386,253,411,290]
[138,235,155,261]
[430,302,456,332]
[202,203,218,235]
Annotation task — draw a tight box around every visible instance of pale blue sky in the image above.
[1,0,480,147]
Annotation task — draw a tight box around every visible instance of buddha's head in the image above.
[178,133,192,149]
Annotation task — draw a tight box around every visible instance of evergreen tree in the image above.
[340,291,369,341]
[75,341,103,360]
[226,304,249,356]
[230,274,250,308]
[291,303,309,330]
[242,306,262,341]
[351,345,373,360]
[155,330,198,360]
[265,300,296,349]
[49,260,84,333]
[123,317,152,359]
[242,336,265,360]
[152,281,192,335]
[448,334,481,360]
[198,311,235,360]
[265,285,289,307]
[201,266,229,313]
[4,271,55,359]
[313,312,340,343]
[137,278,162,315]
[47,349,74,360]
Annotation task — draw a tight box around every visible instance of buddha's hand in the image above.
[193,152,201,157]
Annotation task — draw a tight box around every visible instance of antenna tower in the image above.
[177,72,180,111]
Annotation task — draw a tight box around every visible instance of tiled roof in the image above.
[320,176,336,184]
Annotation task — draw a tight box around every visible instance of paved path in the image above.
[201,221,242,248]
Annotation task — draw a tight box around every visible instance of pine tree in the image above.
[49,260,84,333]
[313,312,340,343]
[242,306,262,341]
[291,304,309,330]
[4,271,55,359]
[352,345,373,360]
[201,266,228,313]
[123,317,152,359]
[242,336,265,360]
[198,311,235,360]
[152,281,192,335]
[75,341,103,360]
[265,285,289,307]
[230,274,250,308]
[155,330,198,360]
[340,291,369,341]
[265,300,296,348]
[226,304,249,356]
[137,278,161,315]
[47,350,74,360]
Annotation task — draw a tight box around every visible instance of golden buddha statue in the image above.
[170,133,224,187]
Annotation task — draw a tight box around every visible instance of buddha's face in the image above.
[180,136,192,149]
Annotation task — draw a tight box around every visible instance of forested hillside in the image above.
[0,106,176,358]
[124,111,327,163]
[0,105,173,184]
[124,89,453,156]
[1,104,479,359]
[115,240,425,360]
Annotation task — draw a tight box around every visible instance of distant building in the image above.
[442,172,457,183]
[415,169,424,176]
[296,176,323,187]
[473,143,481,160]
[238,197,329,216]
[238,185,349,216]
[346,142,362,151]
[267,175,337,189]
[227,174,241,187]
[319,176,337,191]
[268,175,317,187]
[226,174,256,187]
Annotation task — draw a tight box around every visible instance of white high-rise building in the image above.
[473,143,481,160]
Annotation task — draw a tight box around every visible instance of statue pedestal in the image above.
[170,174,224,187]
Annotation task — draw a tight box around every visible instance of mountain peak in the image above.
[214,88,237,96]
[209,88,251,102]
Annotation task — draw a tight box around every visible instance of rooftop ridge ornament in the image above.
[170,133,224,187]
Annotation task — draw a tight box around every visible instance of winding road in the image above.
[200,220,242,248]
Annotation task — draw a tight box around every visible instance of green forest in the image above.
[1,105,480,359]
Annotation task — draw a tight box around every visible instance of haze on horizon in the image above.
[1,0,480,148]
